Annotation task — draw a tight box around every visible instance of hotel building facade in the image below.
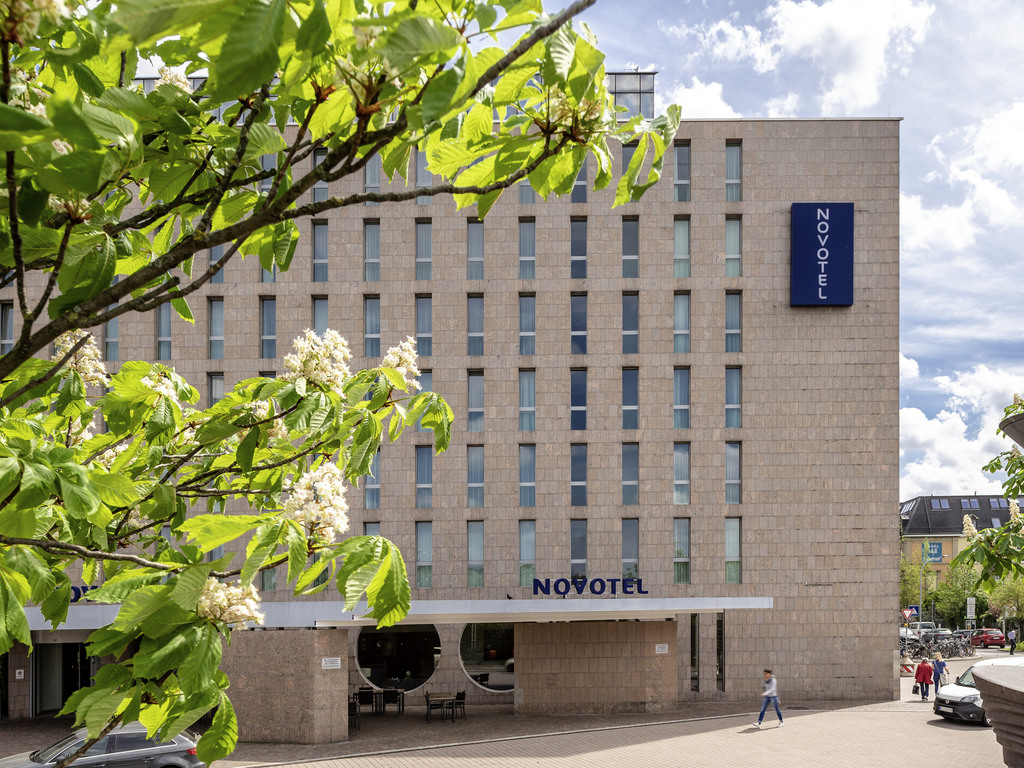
[1,76,901,743]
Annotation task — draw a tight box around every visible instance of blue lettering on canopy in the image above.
[532,578,648,596]
[790,202,854,306]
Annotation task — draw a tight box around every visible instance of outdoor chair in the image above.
[357,687,375,715]
[424,691,448,722]
[383,686,404,714]
[451,690,467,720]
[348,698,360,730]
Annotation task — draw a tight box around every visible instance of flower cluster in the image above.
[283,329,352,397]
[381,336,421,391]
[963,514,979,539]
[283,462,349,542]
[1011,499,1021,523]
[54,329,109,387]
[196,579,265,626]
[2,0,71,39]
[157,66,191,93]
[250,399,289,441]
[141,371,179,403]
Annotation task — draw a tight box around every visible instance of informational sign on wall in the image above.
[321,657,342,670]
[923,542,943,563]
[791,202,854,306]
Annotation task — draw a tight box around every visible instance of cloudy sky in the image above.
[568,0,1024,500]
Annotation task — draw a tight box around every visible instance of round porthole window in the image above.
[356,624,440,691]
[459,623,514,691]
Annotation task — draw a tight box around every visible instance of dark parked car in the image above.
[0,723,205,768]
[970,629,1006,648]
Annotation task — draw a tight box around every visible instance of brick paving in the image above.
[0,654,1005,767]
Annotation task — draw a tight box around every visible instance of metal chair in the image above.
[451,690,467,720]
[357,687,376,715]
[383,687,404,714]
[424,691,447,722]
[348,698,361,730]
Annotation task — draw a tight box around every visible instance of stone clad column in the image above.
[973,665,1024,768]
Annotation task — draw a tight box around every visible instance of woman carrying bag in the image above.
[914,658,933,700]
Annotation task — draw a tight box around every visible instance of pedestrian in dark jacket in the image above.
[915,658,933,700]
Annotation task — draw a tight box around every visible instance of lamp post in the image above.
[919,550,951,631]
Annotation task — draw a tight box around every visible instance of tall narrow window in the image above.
[570,368,587,430]
[208,298,224,359]
[622,518,639,579]
[726,442,741,504]
[208,373,224,406]
[364,153,381,203]
[725,518,742,583]
[209,244,224,284]
[674,443,690,505]
[622,443,639,506]
[467,446,484,508]
[716,612,725,690]
[725,141,741,201]
[261,260,276,283]
[416,296,432,356]
[415,445,432,508]
[571,161,587,203]
[519,520,536,586]
[519,219,536,279]
[725,217,741,277]
[519,294,536,354]
[312,148,328,202]
[364,220,380,281]
[260,298,276,359]
[467,371,484,432]
[467,219,484,280]
[674,518,691,584]
[622,218,639,278]
[726,368,742,428]
[570,444,587,506]
[622,292,639,353]
[260,566,277,592]
[365,451,380,510]
[467,520,484,587]
[0,302,12,355]
[415,221,432,280]
[104,311,118,361]
[690,614,700,691]
[519,444,536,507]
[674,293,690,353]
[570,293,587,354]
[259,154,274,195]
[674,218,690,278]
[519,369,535,431]
[416,521,432,587]
[363,296,380,357]
[622,368,639,429]
[365,522,381,536]
[312,221,328,282]
[622,144,636,177]
[467,295,484,356]
[570,219,587,278]
[415,149,432,204]
[312,297,328,336]
[519,181,535,204]
[570,519,587,578]
[675,142,691,202]
[726,293,742,352]
[674,368,690,428]
[156,303,172,360]
[416,371,432,431]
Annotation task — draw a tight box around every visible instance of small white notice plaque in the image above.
[654,644,669,655]
[321,657,342,670]
[15,668,24,680]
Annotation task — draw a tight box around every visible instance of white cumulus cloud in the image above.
[900,353,920,385]
[900,364,1024,499]
[663,0,934,115]
[765,92,800,117]
[663,76,740,118]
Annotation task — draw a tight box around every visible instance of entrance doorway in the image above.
[33,643,92,715]
[357,624,440,691]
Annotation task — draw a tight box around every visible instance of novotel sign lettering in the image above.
[533,578,649,596]
[790,202,854,306]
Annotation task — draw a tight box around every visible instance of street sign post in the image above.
[908,605,920,619]
[967,597,976,620]
[902,609,914,621]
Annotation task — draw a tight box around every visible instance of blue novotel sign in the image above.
[533,578,649,596]
[790,202,854,306]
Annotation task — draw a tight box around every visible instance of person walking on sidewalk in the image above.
[932,653,947,692]
[1009,628,1017,655]
[915,657,933,701]
[753,668,783,728]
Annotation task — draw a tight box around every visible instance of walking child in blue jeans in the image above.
[753,668,783,728]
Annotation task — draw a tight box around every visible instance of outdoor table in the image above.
[426,692,456,722]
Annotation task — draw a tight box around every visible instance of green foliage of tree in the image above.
[0,0,678,763]
[989,578,1024,631]
[932,561,988,629]
[900,550,927,610]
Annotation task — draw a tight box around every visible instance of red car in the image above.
[970,629,1006,648]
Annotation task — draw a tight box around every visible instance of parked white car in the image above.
[933,656,1024,726]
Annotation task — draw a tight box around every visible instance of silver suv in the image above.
[2,723,206,768]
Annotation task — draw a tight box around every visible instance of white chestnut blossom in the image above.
[283,462,349,542]
[53,329,109,387]
[963,515,979,539]
[283,329,352,397]
[197,579,265,626]
[2,0,71,38]
[381,336,421,391]
[157,66,191,93]
[141,371,179,403]
[1011,499,1020,523]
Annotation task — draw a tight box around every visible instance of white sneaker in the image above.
[753,722,761,728]
[778,722,784,728]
